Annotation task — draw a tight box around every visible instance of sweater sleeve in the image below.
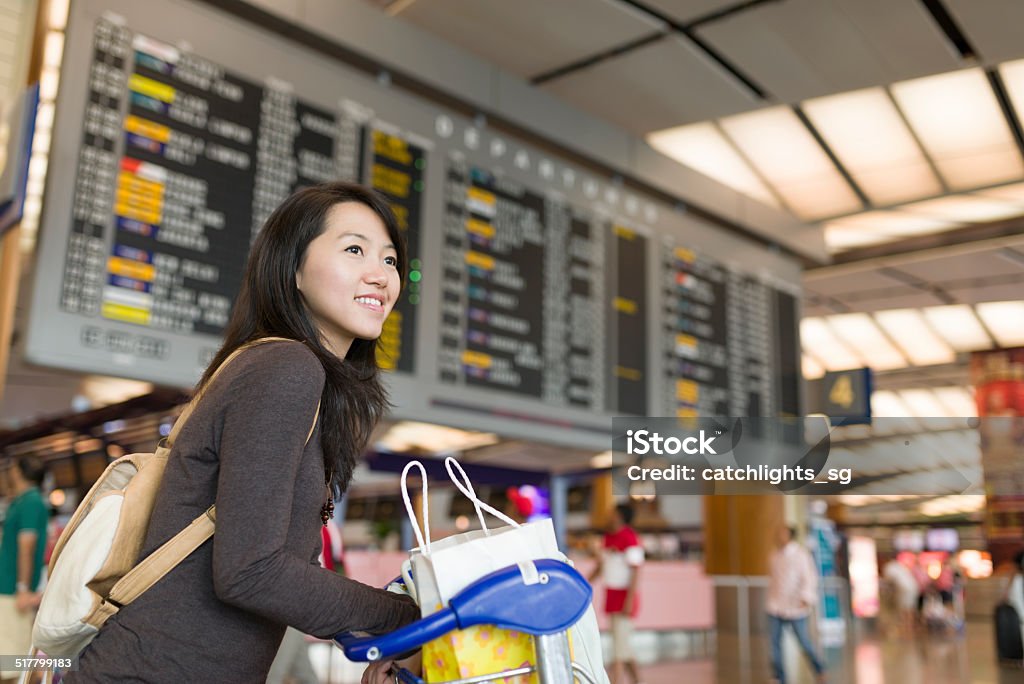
[209,341,419,638]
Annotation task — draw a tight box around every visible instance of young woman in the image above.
[69,182,420,683]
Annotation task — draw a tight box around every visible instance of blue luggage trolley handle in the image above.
[336,559,597,684]
[336,559,591,661]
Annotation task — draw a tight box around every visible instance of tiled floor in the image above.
[311,620,1023,683]
[631,621,1023,684]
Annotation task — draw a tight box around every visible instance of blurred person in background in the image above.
[1005,550,1024,656]
[911,558,931,622]
[504,486,533,524]
[0,456,48,683]
[882,555,919,637]
[588,503,644,684]
[766,525,826,684]
[935,558,956,606]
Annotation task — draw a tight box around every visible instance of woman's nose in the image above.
[364,264,388,285]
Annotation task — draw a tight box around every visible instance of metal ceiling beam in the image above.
[829,217,1024,265]
[530,31,667,86]
[985,68,1024,163]
[919,0,978,60]
[531,0,775,100]
[792,104,871,211]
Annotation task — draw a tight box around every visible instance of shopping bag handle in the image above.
[444,456,520,534]
[400,461,430,555]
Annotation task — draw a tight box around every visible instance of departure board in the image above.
[435,154,652,415]
[439,160,546,397]
[662,240,802,419]
[35,16,419,380]
[663,246,729,417]
[368,128,427,373]
[552,207,605,410]
[28,0,805,450]
[63,23,346,340]
[610,225,648,415]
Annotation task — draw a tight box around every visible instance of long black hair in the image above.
[198,181,407,497]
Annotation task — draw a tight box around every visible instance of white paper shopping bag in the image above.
[400,458,609,684]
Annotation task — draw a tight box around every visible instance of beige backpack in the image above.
[31,337,320,659]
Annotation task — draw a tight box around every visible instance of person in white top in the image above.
[588,504,645,684]
[882,556,919,637]
[766,525,826,684]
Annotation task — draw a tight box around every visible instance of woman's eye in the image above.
[345,245,363,255]
[384,256,398,267]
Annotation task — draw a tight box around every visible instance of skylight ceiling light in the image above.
[824,210,957,237]
[800,318,863,371]
[919,494,986,517]
[890,68,1024,190]
[825,313,907,370]
[803,87,942,205]
[922,305,993,351]
[822,224,895,252]
[719,106,863,220]
[646,123,779,207]
[932,387,977,418]
[376,421,499,454]
[822,210,962,253]
[870,390,913,417]
[899,389,950,418]
[803,354,825,379]
[973,181,1024,204]
[975,301,1024,346]
[900,194,1024,223]
[997,58,1024,143]
[873,309,956,365]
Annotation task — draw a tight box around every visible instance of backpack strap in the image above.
[105,377,321,611]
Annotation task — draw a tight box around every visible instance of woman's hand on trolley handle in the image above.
[361,651,422,684]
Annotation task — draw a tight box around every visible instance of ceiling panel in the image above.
[398,0,663,79]
[540,36,760,134]
[891,250,1024,282]
[805,238,1024,325]
[639,0,744,24]
[697,0,960,104]
[946,0,1024,64]
[803,268,908,297]
[803,301,836,318]
[947,281,1024,305]
[832,0,963,80]
[832,289,951,313]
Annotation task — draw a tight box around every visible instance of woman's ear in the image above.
[295,270,303,293]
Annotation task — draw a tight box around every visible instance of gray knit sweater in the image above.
[68,340,418,683]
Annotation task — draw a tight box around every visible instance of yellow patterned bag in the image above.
[422,624,536,684]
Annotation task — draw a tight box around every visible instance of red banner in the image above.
[970,348,1024,566]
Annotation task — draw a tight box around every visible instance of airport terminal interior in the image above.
[1,0,1024,682]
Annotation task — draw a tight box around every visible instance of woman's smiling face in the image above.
[295,201,401,357]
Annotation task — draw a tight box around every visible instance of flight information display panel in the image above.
[65,23,346,337]
[661,239,802,419]
[367,128,426,373]
[28,0,803,450]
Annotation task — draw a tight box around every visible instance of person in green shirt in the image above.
[0,455,48,682]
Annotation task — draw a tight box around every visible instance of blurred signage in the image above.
[811,368,872,425]
[848,536,879,618]
[0,84,38,235]
[970,347,1024,566]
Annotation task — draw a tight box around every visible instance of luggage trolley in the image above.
[336,559,599,684]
